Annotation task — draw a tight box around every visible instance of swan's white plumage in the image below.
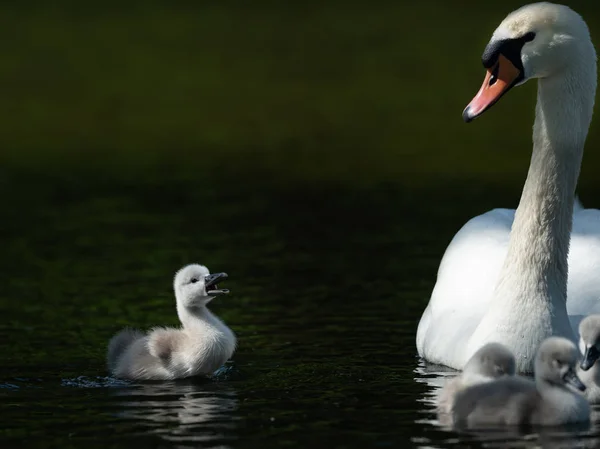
[417,207,600,366]
[416,2,600,372]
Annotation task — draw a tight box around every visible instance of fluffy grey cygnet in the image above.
[577,314,600,403]
[437,342,516,415]
[452,337,590,428]
[106,264,236,380]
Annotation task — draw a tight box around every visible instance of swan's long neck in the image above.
[493,52,596,312]
[177,301,220,330]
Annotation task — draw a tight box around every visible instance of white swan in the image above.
[416,2,600,373]
[436,342,515,416]
[452,337,589,428]
[107,264,236,380]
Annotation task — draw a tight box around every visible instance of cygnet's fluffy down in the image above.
[452,337,590,428]
[578,314,600,403]
[107,264,236,380]
[437,342,515,416]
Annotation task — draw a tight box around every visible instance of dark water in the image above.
[1,169,600,448]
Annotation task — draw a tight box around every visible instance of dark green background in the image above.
[0,0,598,185]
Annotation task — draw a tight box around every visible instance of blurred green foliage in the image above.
[0,0,599,186]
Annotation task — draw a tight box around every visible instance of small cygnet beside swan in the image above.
[577,315,600,403]
[107,264,236,380]
[417,2,600,373]
[452,337,589,428]
[437,342,516,415]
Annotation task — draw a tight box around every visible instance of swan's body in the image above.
[437,342,516,415]
[452,337,589,428]
[416,2,600,373]
[107,264,236,380]
[577,315,600,403]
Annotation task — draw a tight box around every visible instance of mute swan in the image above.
[577,314,600,403]
[452,337,589,428]
[416,2,600,373]
[107,264,236,380]
[437,342,515,415]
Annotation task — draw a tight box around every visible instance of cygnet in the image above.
[106,264,236,380]
[577,314,600,403]
[452,337,589,428]
[437,342,515,415]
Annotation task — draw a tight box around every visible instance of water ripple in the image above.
[61,376,133,388]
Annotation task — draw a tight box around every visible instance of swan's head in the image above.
[463,342,516,379]
[463,2,594,122]
[173,264,229,307]
[579,315,600,371]
[535,337,586,391]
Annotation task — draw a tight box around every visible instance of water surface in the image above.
[2,171,600,448]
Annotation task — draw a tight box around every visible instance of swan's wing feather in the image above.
[567,208,600,315]
[416,208,513,367]
[147,327,181,361]
[107,328,145,371]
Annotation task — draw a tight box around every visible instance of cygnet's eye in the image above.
[190,278,199,284]
[555,360,564,368]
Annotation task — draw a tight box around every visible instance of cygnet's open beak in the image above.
[205,272,229,296]
[463,54,521,123]
[581,345,600,371]
[564,369,586,392]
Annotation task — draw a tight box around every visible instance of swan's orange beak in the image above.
[462,54,521,122]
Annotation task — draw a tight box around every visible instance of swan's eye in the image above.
[554,360,564,369]
[523,31,536,42]
[190,278,199,284]
[489,62,500,86]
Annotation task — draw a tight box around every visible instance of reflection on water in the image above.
[112,380,239,447]
[414,359,457,401]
